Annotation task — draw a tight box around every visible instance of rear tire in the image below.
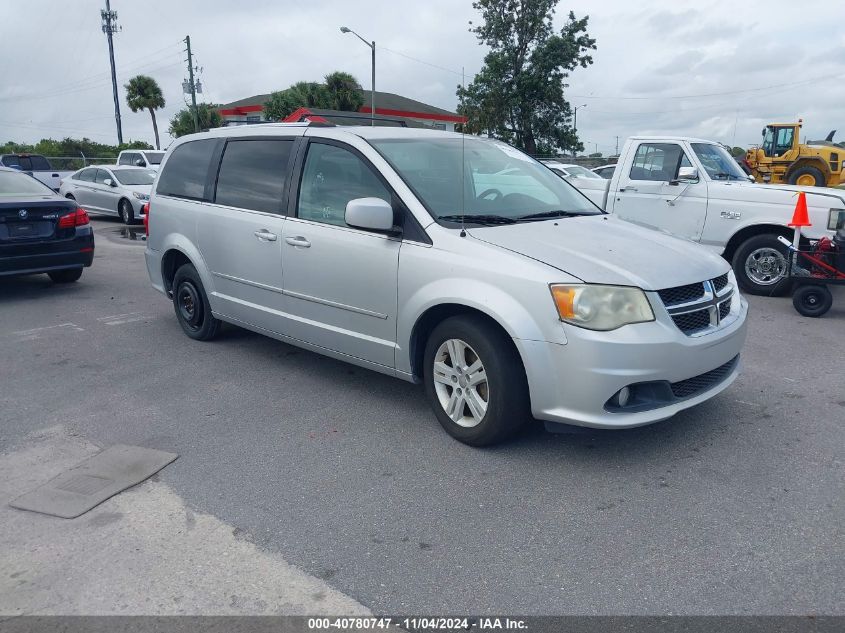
[732,234,792,296]
[788,165,826,187]
[119,199,136,225]
[172,264,221,341]
[792,284,832,317]
[48,268,83,283]
[423,315,529,446]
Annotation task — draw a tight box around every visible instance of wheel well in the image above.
[723,224,793,262]
[118,197,132,210]
[161,249,192,294]
[409,303,524,382]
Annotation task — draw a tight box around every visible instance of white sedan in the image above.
[60,165,154,225]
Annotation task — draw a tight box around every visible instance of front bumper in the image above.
[518,294,749,429]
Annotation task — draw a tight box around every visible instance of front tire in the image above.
[423,315,529,446]
[119,199,136,225]
[48,268,83,283]
[788,165,826,187]
[172,264,221,341]
[732,234,792,296]
[792,284,832,317]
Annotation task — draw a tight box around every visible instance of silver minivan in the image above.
[145,124,748,445]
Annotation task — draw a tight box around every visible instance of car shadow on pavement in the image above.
[0,274,88,302]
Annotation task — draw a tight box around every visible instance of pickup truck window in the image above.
[690,143,747,181]
[29,156,51,171]
[630,143,691,182]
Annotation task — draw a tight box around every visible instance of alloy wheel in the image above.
[432,338,489,428]
[745,247,787,286]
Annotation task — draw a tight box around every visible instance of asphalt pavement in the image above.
[0,217,843,615]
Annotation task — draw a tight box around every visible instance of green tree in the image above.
[730,146,746,157]
[324,71,364,111]
[124,75,166,149]
[457,1,596,155]
[264,72,364,121]
[168,103,223,138]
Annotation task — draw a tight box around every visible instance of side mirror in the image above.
[103,178,114,187]
[134,159,144,167]
[677,166,698,182]
[345,197,395,232]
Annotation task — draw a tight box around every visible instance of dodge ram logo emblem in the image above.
[18,209,28,218]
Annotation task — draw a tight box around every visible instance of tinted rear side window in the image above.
[77,168,97,181]
[156,139,217,200]
[29,156,51,170]
[214,139,294,213]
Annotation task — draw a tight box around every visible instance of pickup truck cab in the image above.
[0,154,73,192]
[571,136,845,295]
[117,149,165,171]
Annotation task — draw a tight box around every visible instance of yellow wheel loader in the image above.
[744,120,844,188]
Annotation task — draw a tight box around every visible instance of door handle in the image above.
[285,236,311,248]
[619,185,638,192]
[254,229,277,242]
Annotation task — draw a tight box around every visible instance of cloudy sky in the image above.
[2,0,843,155]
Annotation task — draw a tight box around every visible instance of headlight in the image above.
[132,192,150,201]
[550,284,654,331]
[829,208,845,231]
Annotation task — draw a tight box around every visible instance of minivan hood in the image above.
[468,215,729,290]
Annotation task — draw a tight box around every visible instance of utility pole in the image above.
[615,136,620,156]
[101,0,122,144]
[185,36,199,133]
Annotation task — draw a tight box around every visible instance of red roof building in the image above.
[218,90,466,130]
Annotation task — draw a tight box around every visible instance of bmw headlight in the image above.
[132,192,150,201]
[550,284,655,331]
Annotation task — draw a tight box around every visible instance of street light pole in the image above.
[572,103,586,158]
[340,27,375,126]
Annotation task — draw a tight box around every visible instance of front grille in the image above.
[671,356,739,399]
[719,298,732,320]
[712,273,729,293]
[658,282,705,306]
[671,309,711,334]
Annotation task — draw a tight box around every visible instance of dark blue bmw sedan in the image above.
[0,166,93,283]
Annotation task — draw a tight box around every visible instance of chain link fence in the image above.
[44,156,121,171]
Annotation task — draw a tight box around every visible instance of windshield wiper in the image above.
[515,210,595,222]
[438,214,517,225]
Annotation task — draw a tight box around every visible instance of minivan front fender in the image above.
[397,277,565,378]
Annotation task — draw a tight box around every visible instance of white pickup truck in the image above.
[570,136,845,295]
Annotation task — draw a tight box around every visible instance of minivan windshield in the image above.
[369,137,601,224]
[143,151,165,165]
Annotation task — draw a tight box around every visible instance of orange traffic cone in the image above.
[789,191,812,227]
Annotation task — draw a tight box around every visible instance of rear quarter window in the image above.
[156,139,217,201]
[213,139,294,213]
[29,156,51,171]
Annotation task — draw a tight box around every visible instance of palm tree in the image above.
[124,75,165,149]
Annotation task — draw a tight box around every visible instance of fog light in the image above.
[616,386,631,408]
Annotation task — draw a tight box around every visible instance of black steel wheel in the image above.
[172,263,221,340]
[792,284,833,318]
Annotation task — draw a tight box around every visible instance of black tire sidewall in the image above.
[172,264,220,340]
[788,166,825,187]
[732,234,792,296]
[119,200,135,225]
[423,315,528,446]
[48,268,83,283]
[792,285,833,317]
